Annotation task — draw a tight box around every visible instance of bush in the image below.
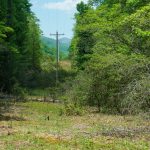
[60,102,84,116]
[12,83,28,101]
[65,53,150,114]
[59,95,85,116]
[88,53,150,114]
[121,75,150,114]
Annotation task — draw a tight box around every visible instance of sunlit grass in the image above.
[0,101,149,150]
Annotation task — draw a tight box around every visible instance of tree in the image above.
[0,0,43,92]
[19,14,42,87]
[67,0,150,114]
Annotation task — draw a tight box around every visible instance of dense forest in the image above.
[0,0,42,92]
[0,0,70,96]
[0,0,150,114]
[65,0,150,115]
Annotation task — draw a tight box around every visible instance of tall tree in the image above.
[67,0,150,114]
[0,0,42,92]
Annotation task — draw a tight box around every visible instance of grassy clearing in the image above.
[0,101,149,150]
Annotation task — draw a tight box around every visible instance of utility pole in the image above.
[50,31,64,86]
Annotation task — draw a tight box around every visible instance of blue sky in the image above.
[30,0,87,39]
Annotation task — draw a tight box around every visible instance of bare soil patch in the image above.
[0,126,17,136]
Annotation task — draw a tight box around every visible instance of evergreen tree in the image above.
[0,0,42,92]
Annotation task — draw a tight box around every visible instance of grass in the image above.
[0,101,149,150]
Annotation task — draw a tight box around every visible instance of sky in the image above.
[30,0,88,39]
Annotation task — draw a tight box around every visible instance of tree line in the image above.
[0,0,72,97]
[0,0,149,115]
[64,0,150,115]
[0,0,43,93]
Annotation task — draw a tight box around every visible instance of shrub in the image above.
[121,75,150,114]
[60,102,84,116]
[65,53,150,114]
[12,83,28,101]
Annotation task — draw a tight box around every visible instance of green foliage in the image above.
[110,4,150,55]
[0,0,43,92]
[12,83,28,100]
[67,0,150,114]
[0,22,13,41]
[121,75,150,114]
[87,53,149,113]
[77,1,90,15]
[41,36,71,60]
[66,53,149,114]
[25,15,42,70]
[70,3,97,69]
[60,102,84,116]
[65,71,92,106]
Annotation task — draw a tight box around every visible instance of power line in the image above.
[50,31,64,86]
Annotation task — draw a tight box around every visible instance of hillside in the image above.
[41,36,71,57]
